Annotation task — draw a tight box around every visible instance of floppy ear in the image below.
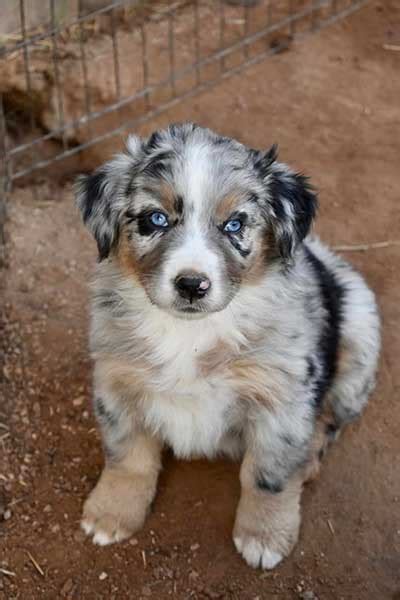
[75,135,144,260]
[254,146,318,259]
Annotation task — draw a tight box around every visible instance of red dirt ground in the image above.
[1,1,399,598]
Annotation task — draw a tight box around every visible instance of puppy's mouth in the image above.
[171,297,232,318]
[173,303,209,318]
[164,296,217,318]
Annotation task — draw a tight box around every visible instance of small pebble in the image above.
[99,571,108,581]
[129,538,138,546]
[72,396,85,407]
[190,543,200,552]
[60,578,74,596]
[3,509,12,521]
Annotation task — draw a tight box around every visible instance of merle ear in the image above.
[75,135,143,260]
[75,169,114,260]
[255,146,318,259]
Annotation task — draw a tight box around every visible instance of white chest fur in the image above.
[141,378,238,458]
[135,311,244,459]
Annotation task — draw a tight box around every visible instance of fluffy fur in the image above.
[75,123,380,568]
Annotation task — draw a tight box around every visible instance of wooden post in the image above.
[0,0,79,37]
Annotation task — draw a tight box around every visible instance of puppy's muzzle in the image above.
[175,273,211,303]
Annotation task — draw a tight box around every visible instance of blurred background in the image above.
[0,1,399,599]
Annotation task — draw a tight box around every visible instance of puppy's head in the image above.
[76,123,317,317]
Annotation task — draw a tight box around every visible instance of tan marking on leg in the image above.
[233,450,302,569]
[302,405,341,484]
[302,419,326,483]
[81,433,162,546]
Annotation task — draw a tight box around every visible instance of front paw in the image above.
[233,535,284,570]
[81,468,156,546]
[233,485,301,569]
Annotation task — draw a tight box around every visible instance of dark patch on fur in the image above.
[325,423,339,438]
[270,195,286,221]
[281,434,297,448]
[137,214,158,237]
[252,144,279,178]
[214,135,230,146]
[306,357,316,382]
[251,148,318,259]
[146,131,162,150]
[76,169,121,260]
[248,193,259,204]
[94,397,118,428]
[93,290,119,310]
[304,246,345,407]
[174,195,184,215]
[80,170,107,224]
[256,474,283,494]
[218,213,251,258]
[103,440,117,462]
[125,177,138,198]
[142,151,173,179]
[125,210,137,224]
[168,122,198,141]
[227,235,251,258]
[97,233,115,261]
[269,171,318,259]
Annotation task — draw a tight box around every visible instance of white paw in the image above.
[80,469,154,546]
[93,530,114,547]
[81,511,134,546]
[234,536,283,570]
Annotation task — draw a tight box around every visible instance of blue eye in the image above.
[224,219,242,233]
[150,212,169,228]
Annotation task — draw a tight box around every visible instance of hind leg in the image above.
[303,332,380,484]
[329,262,380,427]
[303,345,378,485]
[302,410,341,483]
[300,244,380,483]
[302,356,378,485]
[329,328,380,429]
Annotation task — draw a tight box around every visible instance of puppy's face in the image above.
[117,139,274,315]
[76,123,317,317]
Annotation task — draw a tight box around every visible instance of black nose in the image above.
[175,274,211,302]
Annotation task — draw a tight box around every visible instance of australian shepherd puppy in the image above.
[75,123,380,569]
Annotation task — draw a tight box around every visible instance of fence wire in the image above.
[0,0,367,183]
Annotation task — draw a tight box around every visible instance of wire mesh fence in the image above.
[0,0,367,187]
